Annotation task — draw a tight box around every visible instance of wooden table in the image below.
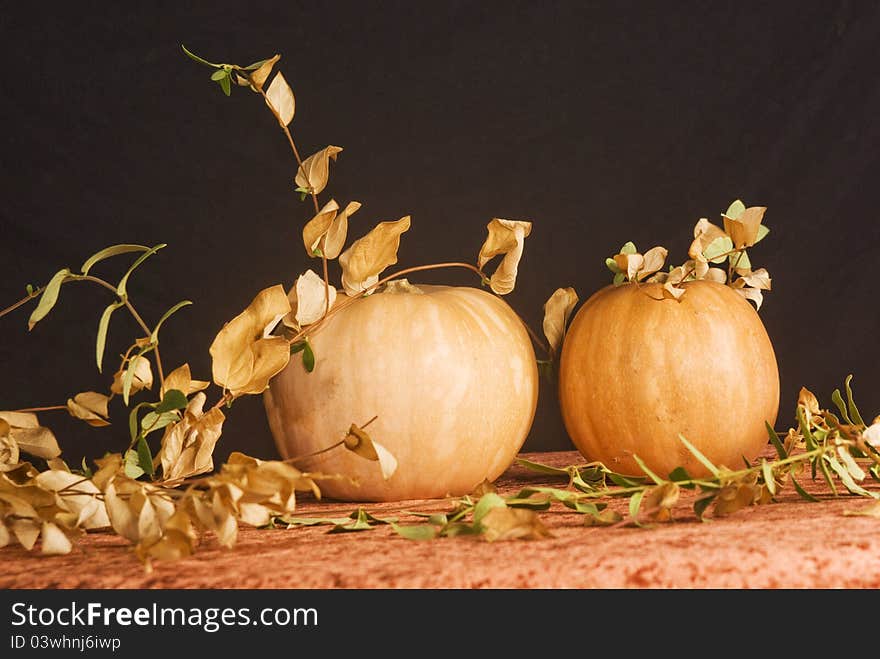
[3,450,879,589]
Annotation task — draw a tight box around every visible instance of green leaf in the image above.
[605,257,621,273]
[703,236,734,264]
[80,244,151,275]
[116,244,166,298]
[514,457,571,478]
[796,406,817,451]
[155,389,188,413]
[628,490,646,526]
[140,410,179,435]
[210,69,227,81]
[123,449,144,479]
[473,492,506,525]
[243,58,270,71]
[28,268,70,330]
[25,284,34,296]
[128,401,152,442]
[219,74,231,96]
[302,341,315,373]
[754,224,770,244]
[790,474,819,502]
[608,472,646,488]
[391,523,438,540]
[136,436,154,478]
[761,459,776,496]
[724,199,746,219]
[504,496,553,511]
[180,44,221,68]
[632,454,664,485]
[729,249,751,272]
[150,300,192,344]
[123,346,154,406]
[693,491,716,521]
[563,499,606,515]
[825,455,872,496]
[817,455,838,496]
[831,389,852,424]
[766,421,787,459]
[668,466,695,488]
[620,241,637,255]
[678,435,720,477]
[79,457,93,479]
[95,301,124,372]
[844,374,865,426]
[612,272,625,285]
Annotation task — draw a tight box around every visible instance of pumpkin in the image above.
[558,280,779,478]
[264,280,539,501]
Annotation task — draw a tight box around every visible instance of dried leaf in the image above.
[798,388,821,417]
[662,281,685,301]
[723,205,767,248]
[373,441,398,480]
[477,218,532,295]
[289,269,337,327]
[295,145,343,196]
[265,72,296,126]
[111,355,153,397]
[0,431,20,471]
[209,284,292,397]
[161,363,210,399]
[479,507,551,542]
[843,500,880,518]
[158,393,225,484]
[542,287,578,358]
[40,522,72,555]
[326,201,361,259]
[302,199,340,256]
[739,268,772,290]
[66,391,111,427]
[35,470,110,529]
[339,216,411,296]
[0,412,61,460]
[864,422,880,448]
[11,518,41,550]
[639,247,668,280]
[703,267,727,284]
[735,286,764,310]
[249,54,280,90]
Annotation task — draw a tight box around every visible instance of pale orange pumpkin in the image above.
[264,280,539,501]
[558,280,779,478]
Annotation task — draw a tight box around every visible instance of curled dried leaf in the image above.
[478,218,532,295]
[66,391,111,427]
[295,145,343,196]
[302,199,340,257]
[161,363,210,399]
[339,216,411,296]
[209,285,292,397]
[265,71,295,125]
[158,393,225,485]
[480,506,551,542]
[111,355,153,397]
[542,287,578,358]
[249,54,280,90]
[344,423,398,480]
[723,204,767,248]
[0,412,60,460]
[287,269,337,327]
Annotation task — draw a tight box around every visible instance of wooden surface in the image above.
[3,449,880,589]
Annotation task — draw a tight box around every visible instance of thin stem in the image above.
[10,405,67,413]
[0,287,43,321]
[255,84,321,214]
[69,275,165,388]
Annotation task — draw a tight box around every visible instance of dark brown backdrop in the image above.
[1,1,879,465]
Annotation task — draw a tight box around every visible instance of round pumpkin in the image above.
[558,280,779,478]
[264,280,539,501]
